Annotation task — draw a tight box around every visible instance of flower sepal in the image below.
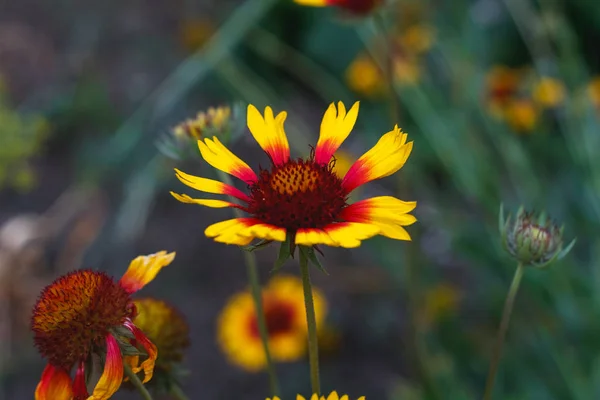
[300,245,329,275]
[242,239,274,253]
[271,234,296,273]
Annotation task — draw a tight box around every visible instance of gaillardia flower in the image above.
[499,205,575,268]
[218,275,327,371]
[268,391,365,400]
[131,298,190,388]
[171,102,416,249]
[293,0,380,15]
[31,251,175,400]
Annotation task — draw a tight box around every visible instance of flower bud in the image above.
[499,205,575,268]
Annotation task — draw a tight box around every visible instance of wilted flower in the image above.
[129,297,190,391]
[171,102,416,249]
[499,205,575,268]
[31,251,175,400]
[218,275,327,371]
[293,0,381,15]
[268,391,365,400]
[532,77,566,108]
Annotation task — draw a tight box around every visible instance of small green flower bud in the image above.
[499,204,575,268]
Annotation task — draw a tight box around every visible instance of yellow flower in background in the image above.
[398,24,435,55]
[394,55,421,86]
[485,66,523,118]
[532,77,566,108]
[171,102,416,248]
[179,17,214,52]
[267,391,365,400]
[505,99,538,133]
[586,77,600,109]
[132,298,190,373]
[420,283,461,327]
[218,275,327,372]
[172,105,232,141]
[345,53,385,97]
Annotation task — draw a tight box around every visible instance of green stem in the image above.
[216,170,280,396]
[299,247,321,395]
[483,263,525,400]
[170,383,192,400]
[123,363,153,400]
[373,13,400,124]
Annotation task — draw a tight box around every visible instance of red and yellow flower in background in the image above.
[31,251,175,400]
[293,0,381,15]
[532,77,566,109]
[267,391,365,400]
[504,98,539,133]
[171,102,416,249]
[218,275,327,371]
[485,66,524,119]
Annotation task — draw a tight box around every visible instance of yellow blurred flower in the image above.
[179,18,214,52]
[268,392,365,400]
[505,99,538,133]
[398,25,435,55]
[485,66,523,118]
[420,283,461,327]
[586,77,600,109]
[172,105,232,141]
[218,275,327,372]
[532,77,566,108]
[394,55,421,86]
[345,53,385,97]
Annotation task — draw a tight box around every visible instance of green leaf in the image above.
[271,234,293,273]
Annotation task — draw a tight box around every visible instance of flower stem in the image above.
[299,247,321,396]
[483,263,525,400]
[123,363,153,400]
[216,170,280,396]
[170,383,191,400]
[373,12,400,124]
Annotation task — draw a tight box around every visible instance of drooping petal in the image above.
[174,168,250,202]
[342,126,413,193]
[314,101,360,165]
[121,355,139,381]
[123,320,157,383]
[170,192,244,209]
[247,104,290,166]
[73,360,89,399]
[119,251,175,294]
[339,196,417,241]
[205,218,286,245]
[295,222,380,248]
[87,334,123,400]
[293,0,328,6]
[198,137,257,184]
[35,364,73,400]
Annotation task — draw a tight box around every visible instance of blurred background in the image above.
[1,0,599,398]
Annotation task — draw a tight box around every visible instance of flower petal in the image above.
[73,360,89,399]
[174,168,250,202]
[294,0,328,6]
[247,104,290,166]
[315,101,360,165]
[198,137,257,184]
[87,334,123,400]
[170,192,243,209]
[123,320,157,383]
[119,251,175,294]
[340,196,417,241]
[295,228,338,247]
[35,364,73,400]
[299,222,381,248]
[205,218,286,245]
[342,126,413,193]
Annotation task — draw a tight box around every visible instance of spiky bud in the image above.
[499,205,575,268]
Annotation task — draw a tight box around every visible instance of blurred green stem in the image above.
[299,247,321,395]
[123,363,153,400]
[171,384,191,400]
[216,170,280,397]
[373,13,400,124]
[483,263,525,400]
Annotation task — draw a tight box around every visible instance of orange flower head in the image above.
[485,66,523,118]
[31,251,175,400]
[171,102,416,249]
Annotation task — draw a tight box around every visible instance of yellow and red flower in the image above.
[218,275,327,371]
[171,102,416,249]
[267,391,365,400]
[31,251,175,400]
[293,0,381,15]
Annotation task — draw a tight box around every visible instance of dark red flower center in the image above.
[249,300,297,338]
[246,156,348,231]
[31,270,132,369]
[329,0,381,14]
